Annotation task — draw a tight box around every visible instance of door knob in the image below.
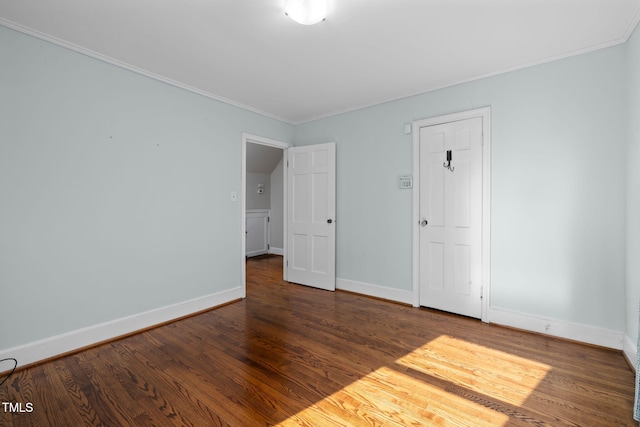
[327,219,333,224]
[420,219,428,227]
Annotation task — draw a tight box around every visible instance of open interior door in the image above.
[286,143,336,291]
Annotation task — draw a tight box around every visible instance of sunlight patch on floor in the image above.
[395,335,552,406]
[278,365,510,426]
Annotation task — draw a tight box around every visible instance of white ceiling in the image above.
[1,0,639,124]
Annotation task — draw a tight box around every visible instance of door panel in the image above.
[419,117,482,318]
[292,233,308,270]
[292,174,308,223]
[312,235,328,273]
[287,143,336,291]
[428,242,445,291]
[312,172,328,222]
[454,244,471,295]
[454,155,471,227]
[246,211,269,257]
[429,152,445,226]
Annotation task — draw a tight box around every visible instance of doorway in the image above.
[241,134,337,297]
[241,134,290,298]
[412,108,491,321]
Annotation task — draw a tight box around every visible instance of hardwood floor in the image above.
[1,254,636,426]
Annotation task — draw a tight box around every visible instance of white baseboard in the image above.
[488,307,624,350]
[624,334,637,372]
[246,250,268,257]
[336,277,414,305]
[0,287,243,369]
[269,247,284,256]
[334,280,624,350]
[2,281,629,369]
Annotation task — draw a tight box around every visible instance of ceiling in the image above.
[1,0,639,124]
[246,143,283,174]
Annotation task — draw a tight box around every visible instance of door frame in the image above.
[241,133,291,298]
[411,107,491,322]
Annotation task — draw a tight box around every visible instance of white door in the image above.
[246,210,269,257]
[418,117,483,318]
[286,143,336,291]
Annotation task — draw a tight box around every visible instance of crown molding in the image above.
[3,6,640,126]
[0,18,293,125]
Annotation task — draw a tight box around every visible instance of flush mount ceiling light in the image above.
[284,0,329,25]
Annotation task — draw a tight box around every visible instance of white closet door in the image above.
[246,210,269,257]
[419,117,483,318]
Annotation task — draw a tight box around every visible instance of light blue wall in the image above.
[1,21,634,353]
[0,26,292,350]
[627,25,640,344]
[294,46,628,331]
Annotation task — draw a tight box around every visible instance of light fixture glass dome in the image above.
[284,0,329,25]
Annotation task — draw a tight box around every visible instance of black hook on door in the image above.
[443,150,454,172]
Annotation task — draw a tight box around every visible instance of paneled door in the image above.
[286,143,336,291]
[418,117,483,318]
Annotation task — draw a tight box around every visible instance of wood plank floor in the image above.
[1,255,636,426]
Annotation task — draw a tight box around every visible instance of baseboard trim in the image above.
[0,287,243,369]
[336,278,414,305]
[2,282,629,369]
[246,250,268,257]
[269,247,284,256]
[488,307,624,350]
[334,280,624,350]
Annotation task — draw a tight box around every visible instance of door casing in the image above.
[412,107,491,322]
